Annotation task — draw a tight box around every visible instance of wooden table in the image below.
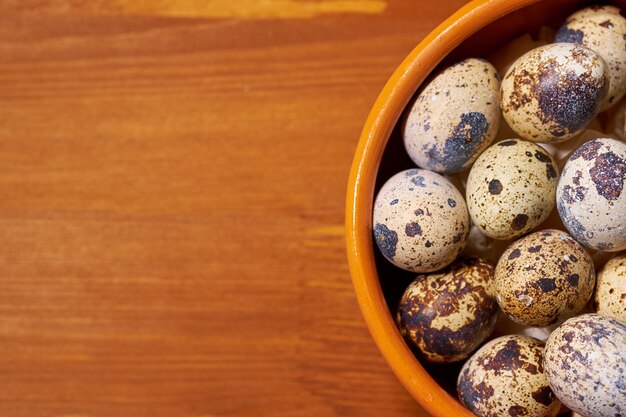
[0,1,467,415]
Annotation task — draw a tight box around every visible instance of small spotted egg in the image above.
[557,138,626,252]
[501,43,608,143]
[372,169,469,272]
[457,335,561,417]
[403,58,500,174]
[555,5,626,110]
[396,257,498,363]
[544,314,626,417]
[494,229,595,327]
[594,254,626,322]
[466,139,559,240]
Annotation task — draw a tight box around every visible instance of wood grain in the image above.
[3,0,388,18]
[0,1,467,415]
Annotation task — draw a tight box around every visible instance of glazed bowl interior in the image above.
[346,0,626,416]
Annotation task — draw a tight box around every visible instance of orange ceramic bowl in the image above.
[346,0,626,416]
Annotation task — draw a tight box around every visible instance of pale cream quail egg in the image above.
[557,138,626,252]
[544,313,626,417]
[594,254,626,322]
[466,139,558,240]
[373,169,469,272]
[403,58,501,173]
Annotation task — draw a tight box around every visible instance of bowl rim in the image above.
[345,0,543,415]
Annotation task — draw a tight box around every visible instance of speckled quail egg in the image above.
[466,139,559,240]
[557,138,626,252]
[396,257,498,363]
[501,43,608,143]
[372,169,469,272]
[494,229,595,327]
[457,335,561,417]
[594,254,626,322]
[403,58,501,174]
[555,5,626,110]
[544,314,626,417]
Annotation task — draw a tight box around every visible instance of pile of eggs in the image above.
[372,5,626,417]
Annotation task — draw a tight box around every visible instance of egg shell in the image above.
[488,33,549,75]
[396,257,498,363]
[492,310,566,343]
[555,5,626,110]
[544,313,626,417]
[466,139,559,240]
[566,4,620,21]
[372,169,469,272]
[494,229,595,327]
[557,138,626,252]
[594,254,626,322]
[457,335,561,417]
[403,58,500,174]
[542,129,611,172]
[501,43,608,143]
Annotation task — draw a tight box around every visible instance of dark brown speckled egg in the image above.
[501,43,608,143]
[396,257,498,363]
[457,335,561,417]
[544,314,626,417]
[494,229,595,327]
[555,5,626,110]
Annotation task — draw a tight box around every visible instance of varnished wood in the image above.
[0,1,467,415]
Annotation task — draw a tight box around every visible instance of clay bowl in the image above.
[345,0,626,416]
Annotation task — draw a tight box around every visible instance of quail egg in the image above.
[466,139,559,240]
[557,138,626,252]
[555,5,626,110]
[494,229,595,327]
[372,169,469,272]
[403,58,500,173]
[594,254,626,322]
[457,335,561,417]
[396,257,498,363]
[544,313,626,417]
[501,43,608,142]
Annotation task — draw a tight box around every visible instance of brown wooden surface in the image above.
[0,1,467,415]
